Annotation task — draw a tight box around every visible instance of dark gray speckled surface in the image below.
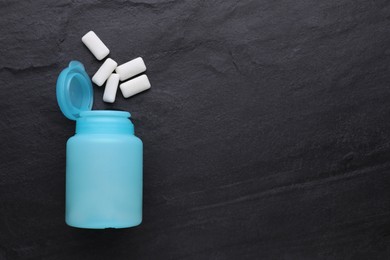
[1,0,390,259]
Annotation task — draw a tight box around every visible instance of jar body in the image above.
[65,111,142,229]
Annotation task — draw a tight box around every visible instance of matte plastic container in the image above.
[56,61,143,229]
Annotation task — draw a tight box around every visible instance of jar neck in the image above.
[75,111,134,134]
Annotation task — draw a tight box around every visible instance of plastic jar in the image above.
[56,61,143,229]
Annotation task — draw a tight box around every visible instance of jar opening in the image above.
[76,110,134,134]
[79,110,131,118]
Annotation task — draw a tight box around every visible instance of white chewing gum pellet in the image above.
[92,58,117,87]
[120,74,151,98]
[81,31,110,60]
[115,57,146,81]
[103,74,120,103]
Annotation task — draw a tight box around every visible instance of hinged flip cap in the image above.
[56,61,93,120]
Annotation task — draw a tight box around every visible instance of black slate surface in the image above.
[1,0,390,259]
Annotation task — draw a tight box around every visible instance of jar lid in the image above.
[56,61,93,120]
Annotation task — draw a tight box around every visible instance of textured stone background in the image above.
[1,0,390,259]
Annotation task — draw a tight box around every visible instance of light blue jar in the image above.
[56,61,143,229]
